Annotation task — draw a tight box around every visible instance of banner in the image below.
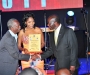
[0,0,83,12]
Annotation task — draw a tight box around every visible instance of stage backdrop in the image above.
[0,0,83,12]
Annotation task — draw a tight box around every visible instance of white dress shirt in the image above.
[54,24,61,45]
[9,30,18,42]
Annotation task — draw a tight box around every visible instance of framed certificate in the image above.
[28,34,42,53]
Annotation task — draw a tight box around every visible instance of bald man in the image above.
[56,68,71,75]
[38,14,79,75]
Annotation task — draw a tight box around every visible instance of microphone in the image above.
[0,10,2,15]
[81,8,88,14]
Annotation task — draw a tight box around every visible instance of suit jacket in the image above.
[0,31,30,75]
[41,25,79,71]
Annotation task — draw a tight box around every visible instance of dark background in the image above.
[1,8,89,34]
[0,0,90,58]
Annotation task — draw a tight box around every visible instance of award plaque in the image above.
[28,34,42,53]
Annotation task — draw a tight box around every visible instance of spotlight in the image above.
[67,11,74,16]
[66,11,75,25]
[65,11,79,30]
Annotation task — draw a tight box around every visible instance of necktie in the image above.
[54,29,58,45]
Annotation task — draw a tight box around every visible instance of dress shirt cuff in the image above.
[29,55,31,60]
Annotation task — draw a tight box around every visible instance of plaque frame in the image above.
[28,34,42,53]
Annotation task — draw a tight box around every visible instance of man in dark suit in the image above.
[0,18,36,75]
[35,15,79,75]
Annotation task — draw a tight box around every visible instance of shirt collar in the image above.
[55,24,61,31]
[9,30,17,38]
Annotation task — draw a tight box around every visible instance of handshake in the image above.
[23,48,41,61]
[30,54,41,67]
[31,54,41,61]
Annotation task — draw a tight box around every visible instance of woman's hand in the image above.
[23,48,30,54]
[22,36,29,44]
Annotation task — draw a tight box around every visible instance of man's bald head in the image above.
[47,15,60,24]
[47,14,60,30]
[19,67,38,75]
[56,68,71,75]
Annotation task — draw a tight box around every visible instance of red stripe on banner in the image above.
[0,0,83,12]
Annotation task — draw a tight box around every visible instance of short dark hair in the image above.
[19,67,38,75]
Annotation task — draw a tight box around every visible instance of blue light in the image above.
[67,11,74,16]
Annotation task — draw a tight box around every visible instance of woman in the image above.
[18,12,46,74]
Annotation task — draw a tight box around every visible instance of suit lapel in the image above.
[50,31,56,47]
[50,31,54,43]
[50,26,66,48]
[57,26,66,47]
